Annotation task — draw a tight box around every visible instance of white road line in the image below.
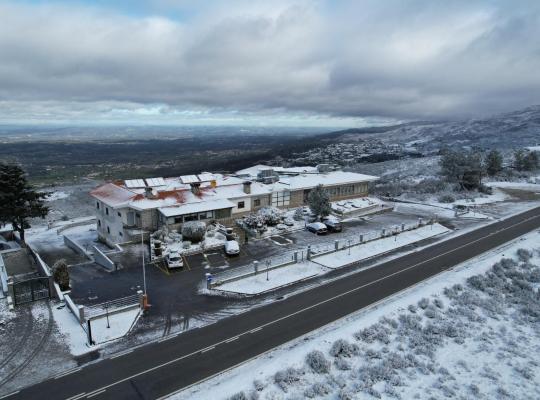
[200,346,215,353]
[225,336,239,343]
[65,393,86,400]
[249,327,262,333]
[0,391,19,399]
[109,349,133,359]
[54,367,82,379]
[73,213,540,400]
[86,389,106,398]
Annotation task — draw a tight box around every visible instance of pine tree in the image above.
[307,185,331,220]
[0,163,49,244]
[485,149,503,176]
[52,259,70,291]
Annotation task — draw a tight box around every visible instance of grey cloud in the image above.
[0,0,539,124]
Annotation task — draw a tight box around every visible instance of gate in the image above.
[12,277,51,305]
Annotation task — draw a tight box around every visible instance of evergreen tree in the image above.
[485,149,503,176]
[514,149,539,171]
[52,259,70,291]
[307,185,331,220]
[0,163,48,244]
[439,148,484,190]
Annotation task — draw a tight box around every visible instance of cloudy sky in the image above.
[0,0,539,126]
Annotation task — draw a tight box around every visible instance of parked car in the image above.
[224,240,240,256]
[323,218,343,232]
[283,217,295,226]
[166,251,183,269]
[307,213,318,223]
[306,222,328,235]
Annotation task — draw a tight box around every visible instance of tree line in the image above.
[439,148,538,191]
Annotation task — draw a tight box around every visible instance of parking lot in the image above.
[42,202,490,343]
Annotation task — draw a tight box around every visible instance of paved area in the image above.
[10,205,540,400]
[60,206,482,342]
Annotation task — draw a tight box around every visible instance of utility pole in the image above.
[141,231,148,309]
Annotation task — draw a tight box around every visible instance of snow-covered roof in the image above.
[159,199,235,217]
[235,165,318,177]
[526,146,540,152]
[90,167,378,212]
[271,171,378,191]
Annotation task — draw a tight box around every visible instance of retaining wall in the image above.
[64,235,92,260]
[93,245,115,271]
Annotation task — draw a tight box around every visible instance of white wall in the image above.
[231,196,252,214]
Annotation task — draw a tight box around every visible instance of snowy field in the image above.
[314,224,450,269]
[172,230,540,400]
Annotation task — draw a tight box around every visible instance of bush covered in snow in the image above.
[329,339,359,358]
[305,350,330,374]
[181,221,206,243]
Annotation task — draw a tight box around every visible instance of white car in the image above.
[166,251,184,269]
[224,240,240,256]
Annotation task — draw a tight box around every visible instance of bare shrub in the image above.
[304,382,330,398]
[418,298,430,309]
[306,350,330,374]
[330,339,359,358]
[516,248,532,262]
[274,368,303,392]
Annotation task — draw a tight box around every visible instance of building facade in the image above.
[90,165,378,245]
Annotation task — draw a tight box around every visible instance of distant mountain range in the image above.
[323,105,540,152]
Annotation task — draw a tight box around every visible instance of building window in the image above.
[106,207,109,215]
[96,201,100,209]
[199,211,213,220]
[254,199,261,207]
[97,219,101,227]
[119,231,123,237]
[117,211,122,217]
[238,201,245,209]
[271,191,290,207]
[174,217,183,224]
[107,226,110,234]
[184,214,198,222]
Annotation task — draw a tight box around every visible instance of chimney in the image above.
[190,182,201,196]
[243,181,252,194]
[144,187,155,199]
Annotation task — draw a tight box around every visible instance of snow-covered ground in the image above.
[45,190,71,202]
[217,261,327,295]
[487,180,540,192]
[51,304,141,356]
[314,223,449,269]
[172,230,540,400]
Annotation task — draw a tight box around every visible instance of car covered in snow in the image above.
[283,217,295,226]
[323,218,343,232]
[306,222,328,235]
[166,251,184,269]
[224,240,240,256]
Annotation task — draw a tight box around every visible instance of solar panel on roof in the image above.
[125,179,146,188]
[197,173,214,182]
[145,177,165,187]
[180,175,199,184]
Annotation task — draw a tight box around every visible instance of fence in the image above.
[209,218,433,289]
[64,235,92,260]
[83,293,141,320]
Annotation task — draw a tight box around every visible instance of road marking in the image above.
[86,389,106,398]
[249,327,262,333]
[200,346,215,353]
[109,349,133,359]
[225,336,239,343]
[0,391,19,399]
[65,393,86,400]
[65,212,540,400]
[54,367,82,379]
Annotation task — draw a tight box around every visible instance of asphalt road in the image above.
[5,206,540,400]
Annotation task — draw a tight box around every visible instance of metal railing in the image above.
[84,293,140,319]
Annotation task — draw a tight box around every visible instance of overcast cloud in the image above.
[0,0,539,125]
